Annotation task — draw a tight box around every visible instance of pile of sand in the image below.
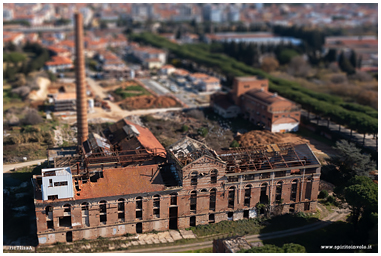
[119,95,181,110]
[236,130,309,148]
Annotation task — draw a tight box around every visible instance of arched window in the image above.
[260,183,268,204]
[275,181,283,202]
[118,199,125,222]
[305,178,312,200]
[209,188,216,211]
[228,186,235,209]
[191,172,198,186]
[290,180,298,201]
[211,170,218,184]
[170,192,177,206]
[244,184,252,207]
[99,200,107,224]
[81,202,89,227]
[190,191,197,213]
[153,195,160,218]
[45,205,53,215]
[136,196,143,219]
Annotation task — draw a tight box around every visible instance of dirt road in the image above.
[3,159,47,173]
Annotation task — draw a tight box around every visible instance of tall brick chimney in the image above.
[75,13,88,145]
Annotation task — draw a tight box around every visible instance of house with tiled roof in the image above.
[199,76,221,92]
[47,46,72,59]
[45,56,73,73]
[160,64,176,75]
[3,31,24,45]
[132,45,167,68]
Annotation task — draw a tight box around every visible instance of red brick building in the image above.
[33,119,320,245]
[212,76,301,132]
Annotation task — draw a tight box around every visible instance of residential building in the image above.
[160,64,176,75]
[3,32,24,45]
[132,45,167,66]
[45,56,73,73]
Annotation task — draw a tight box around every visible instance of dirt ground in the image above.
[119,95,182,110]
[236,130,336,160]
[27,77,51,101]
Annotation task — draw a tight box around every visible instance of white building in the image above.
[41,167,74,201]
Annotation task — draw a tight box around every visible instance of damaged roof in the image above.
[108,119,165,155]
[75,164,166,200]
[168,137,221,166]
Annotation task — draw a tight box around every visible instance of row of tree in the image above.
[212,40,304,67]
[130,33,377,137]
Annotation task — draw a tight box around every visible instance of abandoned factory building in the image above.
[33,118,321,245]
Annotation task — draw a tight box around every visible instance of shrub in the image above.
[21,109,43,125]
[326,195,335,204]
[318,190,329,199]
[181,125,189,132]
[295,212,307,218]
[230,140,240,148]
[197,127,208,137]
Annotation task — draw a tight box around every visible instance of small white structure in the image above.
[41,167,74,201]
[271,118,299,133]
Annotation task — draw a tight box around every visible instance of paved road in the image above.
[3,159,47,173]
[301,110,377,151]
[112,209,349,253]
[138,78,170,95]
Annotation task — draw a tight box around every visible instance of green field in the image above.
[113,85,151,99]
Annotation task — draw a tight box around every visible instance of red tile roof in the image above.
[246,89,288,105]
[45,56,73,66]
[47,46,70,54]
[123,119,165,154]
[75,164,166,200]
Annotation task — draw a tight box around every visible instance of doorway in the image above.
[169,207,178,229]
[66,231,72,242]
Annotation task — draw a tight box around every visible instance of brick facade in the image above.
[35,164,320,245]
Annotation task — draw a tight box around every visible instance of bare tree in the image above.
[261,56,279,73]
[287,56,311,77]
[330,74,347,84]
[21,109,43,125]
[11,86,31,99]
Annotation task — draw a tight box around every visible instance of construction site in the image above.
[32,13,321,245]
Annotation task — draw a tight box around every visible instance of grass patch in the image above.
[114,85,151,99]
[261,213,319,234]
[3,87,24,107]
[189,213,319,238]
[3,143,48,162]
